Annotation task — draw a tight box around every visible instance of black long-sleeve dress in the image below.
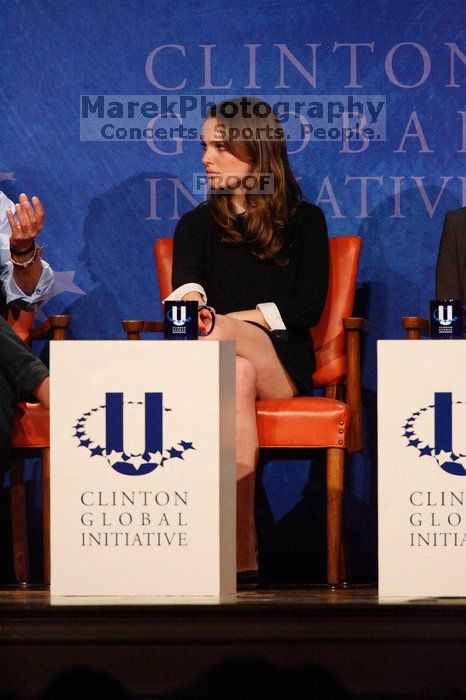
[172,200,329,395]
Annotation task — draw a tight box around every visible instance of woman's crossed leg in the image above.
[199,314,297,571]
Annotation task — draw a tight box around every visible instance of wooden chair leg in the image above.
[42,447,50,586]
[10,455,29,585]
[326,447,345,587]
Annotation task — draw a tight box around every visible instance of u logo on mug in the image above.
[170,305,189,327]
[164,300,216,340]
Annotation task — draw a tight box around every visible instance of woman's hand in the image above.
[182,291,205,305]
[180,292,213,332]
[7,193,44,252]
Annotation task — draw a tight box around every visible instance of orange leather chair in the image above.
[5,306,70,586]
[124,236,365,586]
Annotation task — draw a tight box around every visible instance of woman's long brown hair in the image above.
[205,98,302,265]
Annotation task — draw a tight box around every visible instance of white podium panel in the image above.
[50,341,236,601]
[378,341,466,597]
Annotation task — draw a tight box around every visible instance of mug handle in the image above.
[198,305,216,336]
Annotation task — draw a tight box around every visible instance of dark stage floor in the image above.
[0,586,465,699]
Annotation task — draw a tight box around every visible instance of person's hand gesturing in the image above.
[7,193,44,253]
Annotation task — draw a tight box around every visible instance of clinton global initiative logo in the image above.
[402,392,466,476]
[432,305,457,326]
[73,392,195,476]
[167,305,191,326]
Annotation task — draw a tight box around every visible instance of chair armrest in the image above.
[30,315,71,341]
[401,316,429,340]
[343,317,370,334]
[122,320,164,340]
[342,317,368,453]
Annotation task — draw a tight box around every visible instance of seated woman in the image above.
[0,192,53,464]
[165,98,329,573]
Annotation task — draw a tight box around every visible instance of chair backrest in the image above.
[154,234,361,388]
[310,236,361,387]
[155,238,174,303]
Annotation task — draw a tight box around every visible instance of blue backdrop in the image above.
[0,0,464,581]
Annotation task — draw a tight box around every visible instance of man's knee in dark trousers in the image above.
[0,316,49,465]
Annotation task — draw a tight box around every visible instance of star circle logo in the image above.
[72,395,195,476]
[402,399,466,476]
